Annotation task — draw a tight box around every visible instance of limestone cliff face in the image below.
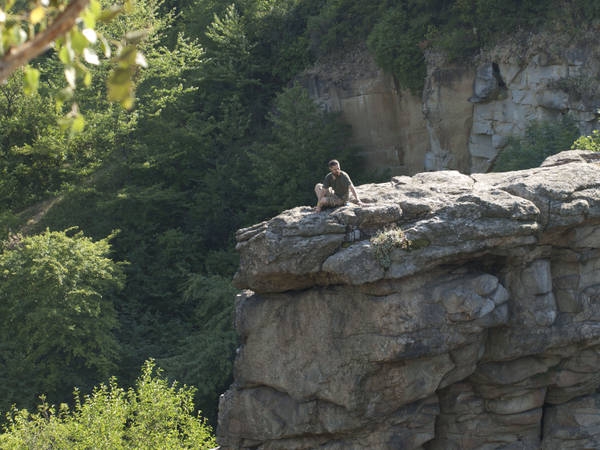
[300,45,429,176]
[300,32,600,175]
[218,151,600,449]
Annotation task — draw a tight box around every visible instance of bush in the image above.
[491,116,580,172]
[572,129,600,152]
[371,225,412,269]
[0,360,216,449]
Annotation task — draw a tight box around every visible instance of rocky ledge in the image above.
[218,150,600,449]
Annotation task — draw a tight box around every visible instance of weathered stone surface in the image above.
[542,394,600,449]
[219,152,600,450]
[300,32,600,175]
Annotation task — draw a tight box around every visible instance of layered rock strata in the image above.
[218,151,600,449]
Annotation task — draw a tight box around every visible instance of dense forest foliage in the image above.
[1,0,600,440]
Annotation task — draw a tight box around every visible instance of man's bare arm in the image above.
[350,184,362,204]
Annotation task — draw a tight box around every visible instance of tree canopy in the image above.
[0,229,124,412]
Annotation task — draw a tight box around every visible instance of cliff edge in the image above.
[218,150,600,449]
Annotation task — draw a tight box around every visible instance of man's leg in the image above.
[315,183,327,211]
[315,183,326,201]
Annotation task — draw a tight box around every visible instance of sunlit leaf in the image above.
[99,34,111,57]
[58,115,73,131]
[135,51,147,68]
[57,87,74,102]
[82,28,97,44]
[0,9,6,23]
[70,29,88,53]
[121,96,134,110]
[117,45,137,66]
[83,48,99,65]
[99,5,122,22]
[58,44,72,64]
[81,0,100,28]
[83,70,92,86]
[88,0,102,17]
[29,6,46,24]
[64,66,76,88]
[108,66,130,86]
[8,26,28,46]
[55,86,73,112]
[71,114,86,133]
[23,66,40,95]
[107,67,134,109]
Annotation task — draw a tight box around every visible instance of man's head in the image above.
[328,159,341,176]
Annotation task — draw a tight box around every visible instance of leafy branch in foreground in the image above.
[0,0,148,132]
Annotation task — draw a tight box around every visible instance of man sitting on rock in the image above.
[315,159,362,212]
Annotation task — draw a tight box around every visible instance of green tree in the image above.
[492,116,580,172]
[160,274,238,425]
[306,0,383,54]
[35,22,242,422]
[249,83,362,218]
[0,229,124,412]
[0,360,216,449]
[367,5,429,95]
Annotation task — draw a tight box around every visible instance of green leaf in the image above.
[83,48,100,65]
[107,67,134,108]
[23,66,40,95]
[29,6,46,25]
[117,45,137,67]
[99,34,111,57]
[81,0,101,28]
[83,70,92,86]
[71,114,86,133]
[99,4,122,22]
[58,45,72,64]
[64,66,76,88]
[70,29,89,54]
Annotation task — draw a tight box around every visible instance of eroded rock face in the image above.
[299,44,429,176]
[467,31,600,173]
[300,32,600,175]
[218,151,600,449]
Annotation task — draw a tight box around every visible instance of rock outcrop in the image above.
[217,151,600,450]
[300,32,600,175]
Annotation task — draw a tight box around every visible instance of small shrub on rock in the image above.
[371,225,412,269]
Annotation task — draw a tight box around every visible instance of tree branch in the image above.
[0,0,90,82]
